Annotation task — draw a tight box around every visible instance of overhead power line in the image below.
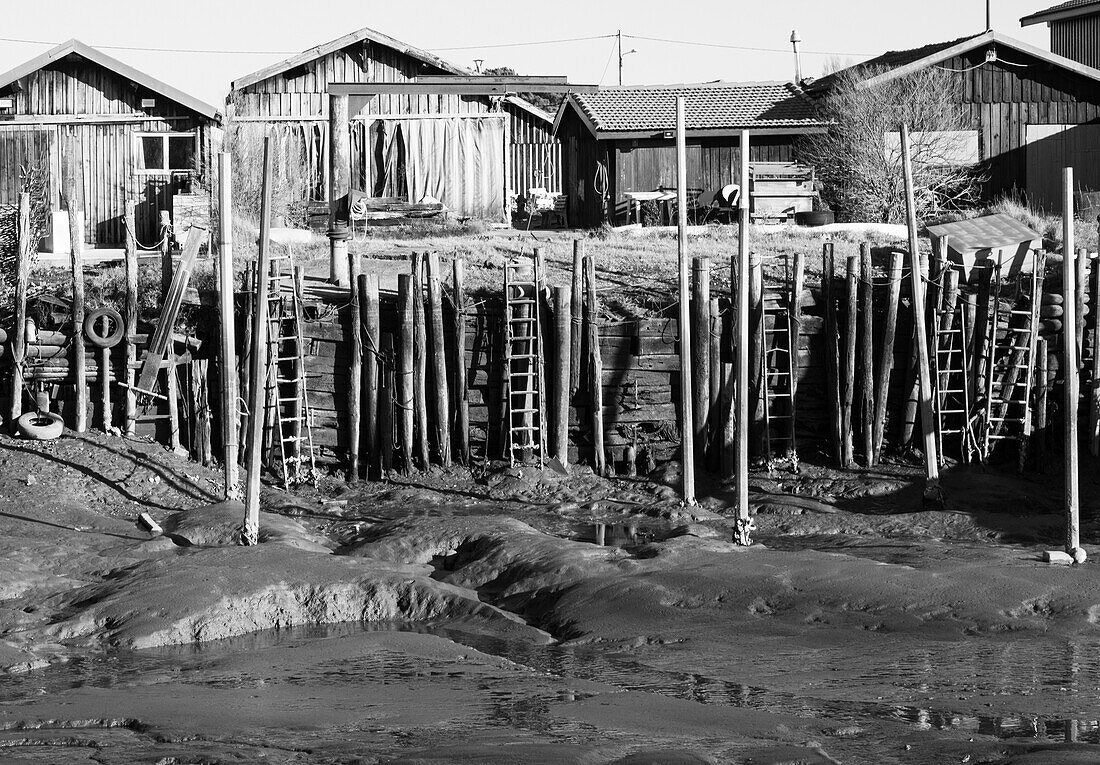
[430,34,616,52]
[0,35,298,55]
[624,34,873,58]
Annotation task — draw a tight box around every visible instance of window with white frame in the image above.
[137,132,196,173]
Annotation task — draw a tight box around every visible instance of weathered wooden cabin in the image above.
[227,26,560,222]
[552,82,829,228]
[0,39,221,247]
[1022,0,1100,70]
[807,30,1100,211]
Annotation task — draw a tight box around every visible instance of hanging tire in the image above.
[16,411,64,441]
[84,307,125,349]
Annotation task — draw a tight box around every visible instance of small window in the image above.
[138,133,196,173]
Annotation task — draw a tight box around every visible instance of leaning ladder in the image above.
[503,257,547,467]
[760,276,799,468]
[931,268,973,464]
[264,252,318,488]
[980,254,1044,461]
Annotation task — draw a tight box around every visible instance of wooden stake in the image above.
[327,93,351,287]
[748,254,764,457]
[734,128,750,525]
[1076,247,1088,374]
[901,122,940,495]
[242,137,274,545]
[708,296,722,471]
[238,263,254,462]
[361,272,380,476]
[823,243,842,464]
[123,176,137,436]
[676,97,696,503]
[1091,250,1100,457]
[1063,167,1080,554]
[426,252,451,467]
[842,253,859,467]
[196,359,212,465]
[68,208,87,433]
[859,244,874,465]
[99,314,111,430]
[397,273,416,475]
[722,260,737,477]
[584,254,605,475]
[553,285,571,467]
[380,333,395,474]
[159,210,172,304]
[570,239,584,398]
[216,152,239,496]
[452,258,470,465]
[1035,336,1049,473]
[9,193,30,431]
[790,253,805,453]
[691,255,710,469]
[873,250,903,463]
[347,245,362,481]
[412,253,429,468]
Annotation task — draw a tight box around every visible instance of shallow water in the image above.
[3,621,1099,762]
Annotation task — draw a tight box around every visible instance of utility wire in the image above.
[430,34,616,51]
[624,33,873,57]
[0,35,298,55]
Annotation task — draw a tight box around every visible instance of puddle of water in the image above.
[571,522,668,548]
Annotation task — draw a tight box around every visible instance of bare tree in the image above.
[801,66,987,224]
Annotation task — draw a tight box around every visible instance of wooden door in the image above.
[1026,124,1100,212]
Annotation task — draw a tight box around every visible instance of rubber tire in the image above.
[84,307,125,349]
[16,411,64,441]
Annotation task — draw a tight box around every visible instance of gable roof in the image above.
[554,81,829,139]
[807,30,1100,94]
[231,25,552,124]
[1021,0,1100,26]
[0,38,220,121]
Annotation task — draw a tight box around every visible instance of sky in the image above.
[0,0,1056,109]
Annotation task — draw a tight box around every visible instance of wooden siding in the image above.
[505,102,560,196]
[1051,16,1100,71]
[557,108,609,228]
[0,57,215,246]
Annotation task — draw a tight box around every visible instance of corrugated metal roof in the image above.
[1022,0,1100,25]
[568,82,827,134]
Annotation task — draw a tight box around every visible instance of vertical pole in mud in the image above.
[397,274,415,475]
[734,128,751,527]
[426,252,451,467]
[238,263,255,461]
[1035,336,1049,472]
[860,243,875,466]
[842,253,858,467]
[452,259,470,465]
[1063,167,1080,555]
[68,211,87,432]
[362,273,380,476]
[217,152,240,498]
[790,253,805,453]
[380,333,395,473]
[412,253,429,468]
[585,255,606,475]
[570,240,584,398]
[676,96,696,504]
[901,123,941,501]
[823,243,842,464]
[99,315,111,430]
[722,262,737,477]
[1090,250,1100,457]
[327,93,350,287]
[553,286,572,467]
[9,193,30,431]
[347,240,363,482]
[124,178,138,437]
[243,138,274,545]
[709,297,722,471]
[691,256,710,470]
[1076,248,1088,380]
[748,254,764,456]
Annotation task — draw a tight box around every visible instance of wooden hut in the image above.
[0,39,221,248]
[807,30,1100,211]
[1021,0,1100,70]
[227,26,559,222]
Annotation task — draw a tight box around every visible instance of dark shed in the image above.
[808,30,1100,211]
[0,39,221,247]
[1022,0,1100,70]
[552,82,829,228]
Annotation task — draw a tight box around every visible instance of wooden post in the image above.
[901,123,940,495]
[379,333,395,473]
[1076,247,1088,373]
[1091,251,1100,457]
[842,253,859,467]
[123,177,138,436]
[708,297,722,471]
[99,314,111,430]
[722,261,737,478]
[327,93,351,287]
[238,263,254,460]
[584,254,605,475]
[242,138,274,545]
[873,250,903,463]
[216,152,239,497]
[1063,167,1080,555]
[397,273,416,474]
[691,256,710,469]
[676,97,696,503]
[426,252,451,467]
[734,128,750,526]
[412,253,429,468]
[570,239,584,397]
[452,258,470,465]
[823,243,842,464]
[361,273,380,476]
[196,359,212,465]
[1035,336,1049,472]
[790,253,805,452]
[748,254,764,457]
[159,210,172,304]
[347,245,362,481]
[167,355,181,452]
[859,244,874,465]
[68,209,87,433]
[9,193,30,431]
[553,286,571,467]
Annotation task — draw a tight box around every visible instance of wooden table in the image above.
[624,190,678,225]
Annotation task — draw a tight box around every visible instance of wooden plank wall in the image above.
[1052,16,1100,71]
[557,109,608,228]
[506,104,561,198]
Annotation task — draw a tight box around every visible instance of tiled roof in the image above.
[809,33,986,93]
[1022,0,1100,25]
[569,82,827,134]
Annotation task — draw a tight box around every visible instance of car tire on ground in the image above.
[16,411,64,441]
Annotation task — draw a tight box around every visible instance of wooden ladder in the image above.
[264,251,318,488]
[931,266,974,464]
[980,254,1044,462]
[760,282,799,469]
[503,257,547,467]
